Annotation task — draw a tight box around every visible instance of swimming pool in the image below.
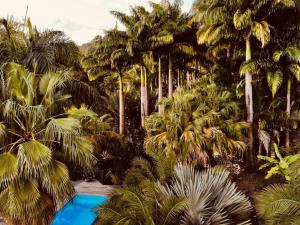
[51,195,107,225]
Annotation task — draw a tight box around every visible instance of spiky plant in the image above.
[159,164,252,224]
[0,63,103,224]
[96,151,252,225]
[95,148,186,225]
[145,76,248,166]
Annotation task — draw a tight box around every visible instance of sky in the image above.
[0,0,194,45]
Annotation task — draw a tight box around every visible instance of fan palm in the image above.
[96,148,186,225]
[0,63,101,224]
[159,164,252,224]
[145,76,248,166]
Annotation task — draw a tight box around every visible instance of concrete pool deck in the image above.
[73,180,116,196]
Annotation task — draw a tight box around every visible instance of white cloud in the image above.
[0,0,193,44]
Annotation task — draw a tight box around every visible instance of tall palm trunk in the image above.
[245,38,255,168]
[286,78,291,147]
[177,69,180,89]
[168,55,173,98]
[158,57,163,114]
[186,71,190,84]
[144,67,149,116]
[141,67,145,127]
[119,75,125,136]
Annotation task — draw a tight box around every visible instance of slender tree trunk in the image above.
[119,75,125,136]
[168,55,173,98]
[245,38,255,169]
[141,67,145,127]
[177,69,180,89]
[144,67,149,116]
[286,78,291,147]
[158,57,163,114]
[186,71,190,84]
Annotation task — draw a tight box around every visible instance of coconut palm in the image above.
[145,76,248,166]
[0,63,101,224]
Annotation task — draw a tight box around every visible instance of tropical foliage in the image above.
[96,150,252,225]
[255,161,300,224]
[146,76,247,166]
[0,63,108,224]
[0,0,300,224]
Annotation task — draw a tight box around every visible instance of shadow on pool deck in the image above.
[73,180,116,196]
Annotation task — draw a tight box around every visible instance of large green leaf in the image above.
[63,137,95,168]
[0,122,7,144]
[18,140,52,174]
[251,21,270,47]
[47,118,81,133]
[197,25,224,45]
[0,153,18,185]
[67,105,97,119]
[42,160,74,204]
[290,64,300,81]
[0,179,41,218]
[267,70,283,97]
[233,9,252,30]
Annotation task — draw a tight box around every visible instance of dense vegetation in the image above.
[0,0,300,224]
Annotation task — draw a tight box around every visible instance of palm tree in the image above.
[0,17,26,65]
[95,149,186,225]
[96,151,252,225]
[145,76,247,166]
[269,47,300,147]
[153,0,195,98]
[159,164,252,224]
[0,63,100,224]
[192,0,296,168]
[82,28,133,136]
[23,18,80,74]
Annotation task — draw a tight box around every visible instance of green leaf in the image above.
[236,79,245,99]
[47,118,81,133]
[284,154,300,164]
[289,64,300,81]
[67,105,97,119]
[257,155,279,164]
[42,160,74,202]
[18,140,52,174]
[267,70,283,97]
[0,122,7,144]
[251,21,270,47]
[197,25,223,45]
[233,9,252,30]
[273,51,283,62]
[0,153,18,184]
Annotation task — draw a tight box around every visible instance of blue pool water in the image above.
[51,195,107,225]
